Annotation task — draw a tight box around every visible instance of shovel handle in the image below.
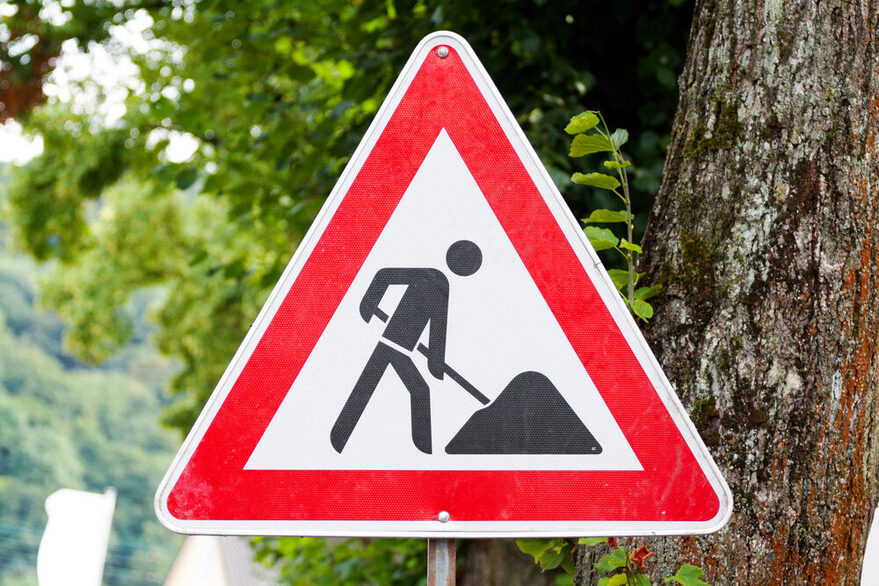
[372,308,489,405]
[417,344,490,405]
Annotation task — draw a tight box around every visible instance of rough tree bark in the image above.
[578,0,879,583]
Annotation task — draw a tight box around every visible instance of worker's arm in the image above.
[359,268,412,323]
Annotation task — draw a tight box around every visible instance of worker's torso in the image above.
[381,269,449,350]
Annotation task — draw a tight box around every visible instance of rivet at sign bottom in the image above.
[437,46,449,58]
[438,511,450,523]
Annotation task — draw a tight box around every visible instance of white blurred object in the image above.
[0,120,44,164]
[164,536,279,586]
[864,507,879,585]
[36,488,117,586]
[163,536,225,586]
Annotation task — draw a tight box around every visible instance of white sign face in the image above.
[246,130,641,472]
[156,31,732,538]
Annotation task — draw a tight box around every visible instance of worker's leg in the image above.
[330,342,394,453]
[387,351,432,454]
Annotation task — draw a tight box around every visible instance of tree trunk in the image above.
[614,0,879,583]
[459,540,557,586]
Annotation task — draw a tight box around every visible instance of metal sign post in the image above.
[427,539,456,586]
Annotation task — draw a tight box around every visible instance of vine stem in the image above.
[598,112,635,308]
[621,163,634,308]
[625,539,636,586]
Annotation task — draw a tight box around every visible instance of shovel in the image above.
[371,308,490,405]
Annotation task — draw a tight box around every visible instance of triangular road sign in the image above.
[156,31,732,537]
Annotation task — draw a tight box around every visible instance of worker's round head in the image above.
[446,240,482,276]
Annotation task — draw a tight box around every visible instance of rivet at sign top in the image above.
[438,511,450,523]
[437,46,449,58]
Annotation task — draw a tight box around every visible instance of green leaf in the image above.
[539,549,565,571]
[598,579,610,586]
[560,554,576,575]
[569,133,613,156]
[610,128,629,149]
[634,284,662,301]
[607,574,628,586]
[619,239,643,253]
[603,159,632,170]
[632,299,654,320]
[664,564,709,586]
[594,548,629,572]
[677,564,705,579]
[565,111,600,134]
[555,575,575,586]
[583,209,629,224]
[579,537,609,546]
[572,172,621,191]
[385,0,397,19]
[584,226,619,251]
[273,36,292,54]
[516,539,555,562]
[634,574,651,586]
[607,269,630,291]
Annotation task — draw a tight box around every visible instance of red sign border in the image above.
[156,32,731,537]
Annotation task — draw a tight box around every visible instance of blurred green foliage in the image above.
[0,228,180,585]
[2,0,693,582]
[253,536,430,585]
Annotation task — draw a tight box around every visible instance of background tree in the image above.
[579,0,879,584]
